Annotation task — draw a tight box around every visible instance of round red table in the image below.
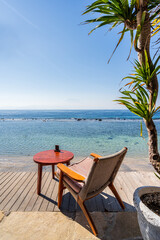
[33,150,74,195]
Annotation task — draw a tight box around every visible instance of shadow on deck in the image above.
[0,171,159,213]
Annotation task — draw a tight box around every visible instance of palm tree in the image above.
[83,0,160,173]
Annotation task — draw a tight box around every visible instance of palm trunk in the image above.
[136,0,160,173]
[144,119,160,172]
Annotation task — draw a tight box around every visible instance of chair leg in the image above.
[77,197,98,236]
[58,171,64,208]
[109,182,125,209]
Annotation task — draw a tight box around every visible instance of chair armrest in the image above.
[90,153,102,158]
[57,163,85,182]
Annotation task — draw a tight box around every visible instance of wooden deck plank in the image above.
[0,172,12,184]
[149,172,160,185]
[19,174,37,211]
[68,194,77,212]
[140,172,159,186]
[0,172,17,190]
[130,172,158,190]
[0,172,22,195]
[3,172,34,211]
[0,172,26,203]
[94,194,106,212]
[0,172,5,176]
[47,179,56,212]
[0,172,15,186]
[25,172,49,211]
[32,172,51,211]
[100,189,113,212]
[52,179,60,212]
[139,172,153,184]
[102,187,117,212]
[114,174,134,211]
[10,172,36,211]
[0,172,9,178]
[0,171,158,213]
[60,189,71,212]
[122,172,141,211]
[40,173,57,211]
[1,172,30,210]
[126,172,144,190]
[124,172,143,189]
[129,172,146,188]
[85,197,97,212]
[119,173,137,209]
[103,186,121,212]
[103,173,128,212]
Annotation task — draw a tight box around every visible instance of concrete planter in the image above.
[133,186,160,240]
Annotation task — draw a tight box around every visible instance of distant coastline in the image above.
[1,118,160,122]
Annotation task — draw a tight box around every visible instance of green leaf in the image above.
[154,172,160,180]
[108,24,126,63]
[127,30,134,60]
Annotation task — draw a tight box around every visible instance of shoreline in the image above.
[0,155,154,173]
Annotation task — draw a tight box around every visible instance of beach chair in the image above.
[57,147,127,236]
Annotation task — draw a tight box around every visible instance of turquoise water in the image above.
[0,110,160,159]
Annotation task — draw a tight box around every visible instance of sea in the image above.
[0,109,160,162]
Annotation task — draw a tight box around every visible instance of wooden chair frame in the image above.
[57,150,127,236]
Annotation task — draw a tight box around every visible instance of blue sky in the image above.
[0,0,159,109]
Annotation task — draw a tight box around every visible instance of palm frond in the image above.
[116,53,160,121]
[83,0,137,60]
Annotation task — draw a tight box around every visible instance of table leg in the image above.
[67,161,70,166]
[37,164,42,195]
[52,164,55,179]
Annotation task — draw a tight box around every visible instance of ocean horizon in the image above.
[1,109,160,121]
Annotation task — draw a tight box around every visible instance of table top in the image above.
[33,149,74,165]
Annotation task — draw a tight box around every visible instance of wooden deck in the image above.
[0,171,159,212]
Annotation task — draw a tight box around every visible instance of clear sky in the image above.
[0,0,159,109]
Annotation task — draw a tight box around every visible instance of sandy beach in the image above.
[0,155,154,172]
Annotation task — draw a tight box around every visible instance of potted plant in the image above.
[133,186,160,240]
